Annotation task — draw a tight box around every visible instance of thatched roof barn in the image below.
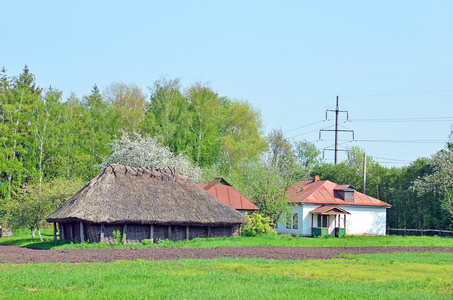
[46,164,247,243]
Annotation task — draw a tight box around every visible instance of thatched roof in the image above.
[46,164,247,226]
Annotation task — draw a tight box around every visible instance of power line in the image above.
[286,121,348,138]
[320,139,446,144]
[264,98,333,121]
[354,139,447,144]
[323,157,411,165]
[321,153,412,165]
[375,161,411,165]
[373,156,413,163]
[342,89,453,98]
[350,117,453,123]
[288,128,325,139]
[288,122,340,139]
[283,120,325,134]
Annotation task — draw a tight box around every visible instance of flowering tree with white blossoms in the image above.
[413,149,453,218]
[100,131,202,181]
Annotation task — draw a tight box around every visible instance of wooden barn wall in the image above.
[59,223,66,240]
[153,225,168,241]
[170,225,186,241]
[126,224,149,243]
[231,224,241,236]
[212,226,231,237]
[85,223,100,243]
[73,222,81,242]
[189,226,208,239]
[59,222,241,243]
[103,225,123,243]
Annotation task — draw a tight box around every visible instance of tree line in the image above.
[1,66,452,237]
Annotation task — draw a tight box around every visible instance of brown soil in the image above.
[1,245,452,264]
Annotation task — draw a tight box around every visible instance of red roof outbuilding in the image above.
[198,178,259,212]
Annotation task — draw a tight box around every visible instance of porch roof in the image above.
[309,205,350,215]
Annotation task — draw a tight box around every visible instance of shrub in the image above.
[112,230,123,244]
[242,213,277,237]
[142,239,154,245]
[156,239,173,247]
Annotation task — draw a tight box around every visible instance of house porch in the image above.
[310,206,350,237]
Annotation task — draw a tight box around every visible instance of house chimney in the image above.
[313,175,320,182]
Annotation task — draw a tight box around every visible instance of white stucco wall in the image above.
[275,204,304,235]
[301,204,320,236]
[344,206,387,235]
[275,203,318,236]
[275,204,388,236]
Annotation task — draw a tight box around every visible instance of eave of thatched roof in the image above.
[46,164,247,226]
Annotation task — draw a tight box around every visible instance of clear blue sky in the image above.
[2,1,452,166]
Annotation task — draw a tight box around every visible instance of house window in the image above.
[292,213,298,229]
[285,213,298,230]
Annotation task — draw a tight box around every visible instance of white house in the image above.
[275,176,391,237]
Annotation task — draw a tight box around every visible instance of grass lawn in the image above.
[1,228,453,299]
[2,228,453,249]
[0,253,452,299]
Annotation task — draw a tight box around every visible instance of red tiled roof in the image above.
[287,179,391,207]
[198,180,259,211]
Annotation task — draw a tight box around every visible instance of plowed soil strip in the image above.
[1,245,452,264]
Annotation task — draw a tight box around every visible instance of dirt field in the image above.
[1,245,452,264]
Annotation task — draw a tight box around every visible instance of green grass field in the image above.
[0,253,452,299]
[1,228,452,299]
[2,228,453,249]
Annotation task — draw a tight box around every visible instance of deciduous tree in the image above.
[6,177,83,240]
[104,82,147,133]
[230,159,289,224]
[143,78,194,156]
[267,128,296,175]
[413,150,453,218]
[294,140,321,168]
[186,83,223,166]
[220,100,267,171]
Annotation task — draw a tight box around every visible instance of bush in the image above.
[112,230,123,244]
[156,239,173,247]
[242,213,277,237]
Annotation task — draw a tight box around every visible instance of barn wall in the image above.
[59,223,242,243]
[170,225,186,241]
[232,224,241,236]
[153,225,168,241]
[187,226,208,239]
[85,223,101,243]
[211,226,231,237]
[127,224,149,243]
[59,223,66,240]
[103,225,123,243]
[73,222,81,242]
[59,222,76,241]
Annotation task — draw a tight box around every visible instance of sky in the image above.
[2,1,453,167]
